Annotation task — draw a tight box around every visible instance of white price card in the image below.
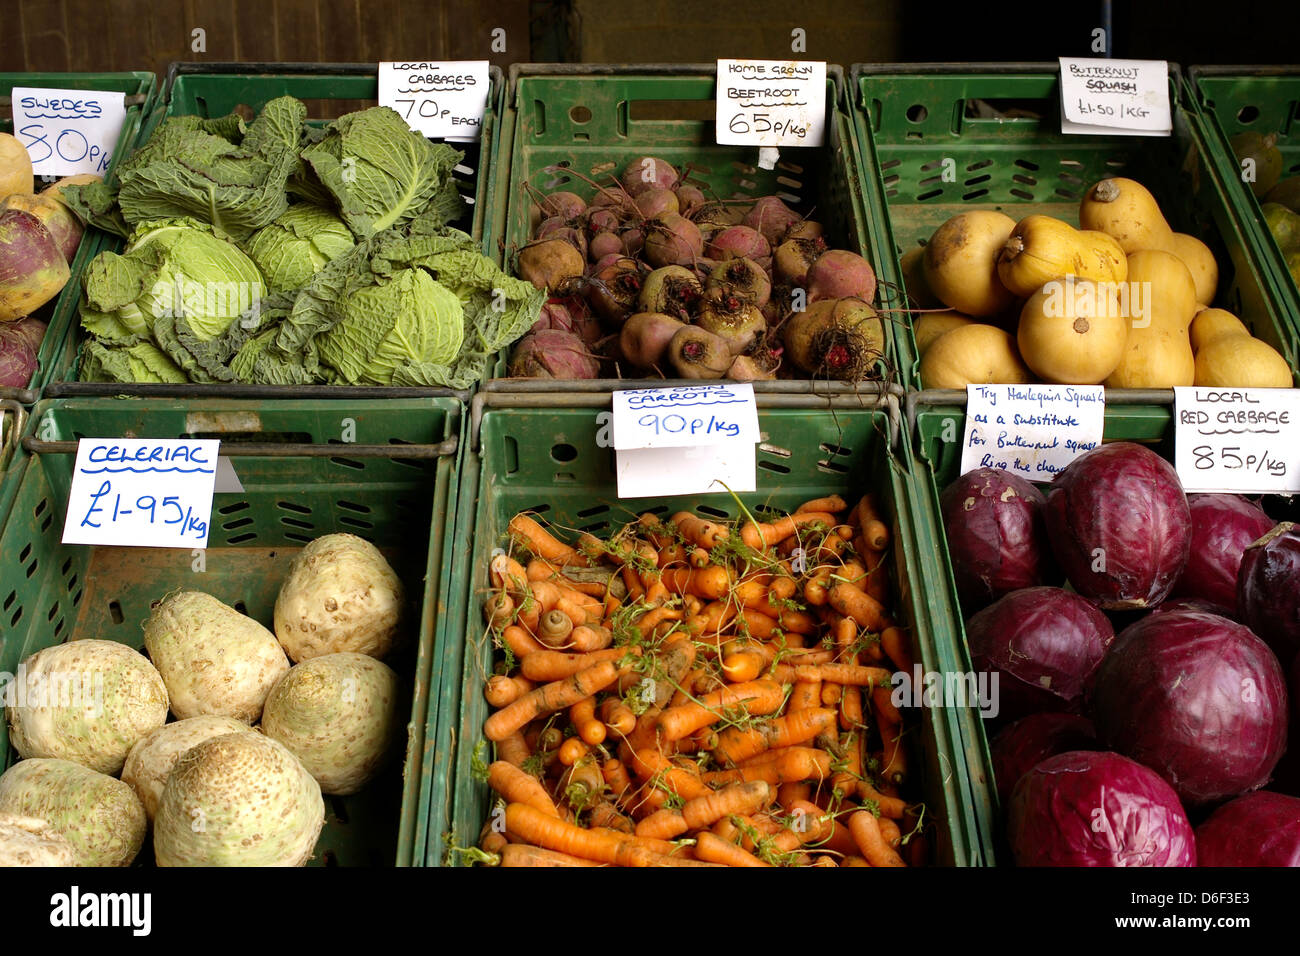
[378,61,489,141]
[612,384,761,498]
[960,384,1105,481]
[715,60,826,149]
[1058,58,1172,137]
[61,439,220,548]
[1174,386,1300,494]
[10,87,127,177]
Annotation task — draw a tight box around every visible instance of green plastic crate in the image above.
[850,63,1298,391]
[485,63,901,395]
[0,400,27,531]
[433,392,988,867]
[1189,67,1300,340]
[0,396,462,867]
[45,62,504,399]
[1,72,156,403]
[907,388,1221,864]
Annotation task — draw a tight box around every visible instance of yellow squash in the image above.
[920,323,1032,389]
[1017,278,1128,384]
[1104,249,1197,388]
[922,211,1017,317]
[997,215,1127,297]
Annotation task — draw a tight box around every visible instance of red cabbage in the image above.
[1238,521,1300,660]
[1195,791,1300,866]
[991,712,1098,804]
[1170,494,1273,614]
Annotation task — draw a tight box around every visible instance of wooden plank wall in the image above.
[2,0,533,74]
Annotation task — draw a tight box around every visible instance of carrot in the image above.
[570,697,607,746]
[490,552,530,593]
[495,730,531,768]
[601,759,634,801]
[876,718,908,787]
[508,514,589,567]
[858,780,908,819]
[791,663,892,687]
[703,747,832,787]
[737,607,781,639]
[720,647,766,683]
[803,567,834,606]
[557,737,589,766]
[684,601,737,642]
[497,844,602,867]
[634,605,682,637]
[840,855,871,867]
[537,608,575,647]
[660,565,731,601]
[694,831,772,867]
[655,543,688,568]
[832,730,864,802]
[485,660,622,741]
[839,685,864,733]
[483,591,515,629]
[570,624,612,652]
[688,547,710,568]
[488,761,560,818]
[740,512,837,550]
[848,810,907,867]
[871,685,902,725]
[635,781,771,841]
[599,699,637,737]
[588,800,634,834]
[860,549,891,605]
[878,817,903,849]
[526,558,608,598]
[480,824,508,855]
[655,680,786,741]
[828,583,890,632]
[498,623,544,661]
[671,511,730,550]
[712,707,837,766]
[484,674,533,708]
[520,647,636,682]
[796,494,847,515]
[821,682,843,707]
[504,804,719,867]
[880,625,914,674]
[628,746,710,800]
[859,518,889,552]
[788,679,821,712]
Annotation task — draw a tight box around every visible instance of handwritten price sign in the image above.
[10,87,127,177]
[377,61,489,141]
[1174,387,1300,494]
[61,439,220,549]
[715,60,826,148]
[960,384,1105,481]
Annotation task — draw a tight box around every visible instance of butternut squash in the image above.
[1194,336,1293,388]
[996,215,1127,297]
[1189,308,1250,352]
[919,323,1031,389]
[1104,250,1197,389]
[1168,233,1218,305]
[922,211,1017,317]
[913,310,974,355]
[1016,278,1128,384]
[1079,178,1173,253]
[900,244,943,308]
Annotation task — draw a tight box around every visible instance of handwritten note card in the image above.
[61,439,219,548]
[1058,58,1172,137]
[612,384,761,498]
[960,385,1105,481]
[715,60,826,149]
[378,61,489,141]
[1174,387,1300,494]
[10,87,127,176]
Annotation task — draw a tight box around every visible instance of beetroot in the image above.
[706,258,771,308]
[667,327,730,379]
[690,202,746,237]
[1238,521,1300,659]
[694,295,765,356]
[743,197,802,248]
[619,156,679,197]
[531,297,602,346]
[966,586,1115,724]
[1170,494,1274,614]
[706,225,770,262]
[619,226,645,257]
[537,191,586,221]
[586,258,644,323]
[725,355,776,381]
[585,208,621,236]
[991,713,1098,804]
[634,187,679,220]
[774,236,826,287]
[1008,751,1196,867]
[1195,791,1300,866]
[620,312,685,371]
[674,184,706,213]
[1091,608,1289,805]
[637,266,701,321]
[516,238,585,293]
[588,231,623,261]
[507,329,599,379]
[940,468,1057,611]
[807,250,877,303]
[643,214,703,268]
[1043,442,1191,610]
[784,219,824,241]
[781,298,884,380]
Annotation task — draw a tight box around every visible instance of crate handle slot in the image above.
[23,435,458,460]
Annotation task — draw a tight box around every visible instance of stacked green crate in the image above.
[1,72,156,403]
[0,397,462,866]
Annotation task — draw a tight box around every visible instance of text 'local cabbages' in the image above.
[1091,608,1288,805]
[275,533,404,662]
[4,639,169,775]
[1008,750,1196,867]
[1043,441,1191,609]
